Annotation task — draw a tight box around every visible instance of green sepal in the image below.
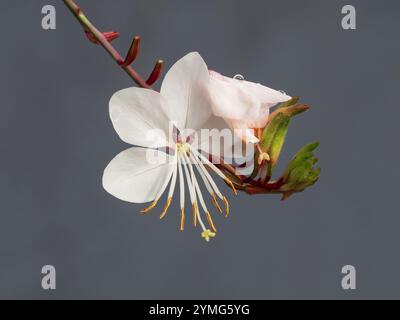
[276,96,300,109]
[269,116,291,166]
[282,142,319,179]
[268,104,310,124]
[279,142,321,197]
[260,113,291,149]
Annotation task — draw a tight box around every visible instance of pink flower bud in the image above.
[208,70,291,143]
[85,31,119,44]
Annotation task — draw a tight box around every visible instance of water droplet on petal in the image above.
[233,74,245,81]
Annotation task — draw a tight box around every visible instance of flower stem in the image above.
[62,0,152,89]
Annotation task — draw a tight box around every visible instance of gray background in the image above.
[0,0,399,299]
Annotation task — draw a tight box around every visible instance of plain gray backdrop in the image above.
[0,0,399,299]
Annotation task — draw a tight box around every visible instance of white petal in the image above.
[209,75,259,120]
[208,72,291,121]
[239,106,270,128]
[103,147,174,203]
[161,52,212,130]
[109,88,170,148]
[225,118,260,144]
[195,117,256,177]
[241,80,291,107]
[195,116,255,160]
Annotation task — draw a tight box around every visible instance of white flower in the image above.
[208,71,292,143]
[102,52,236,241]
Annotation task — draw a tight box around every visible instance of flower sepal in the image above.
[217,98,320,200]
[278,141,321,200]
[259,97,310,166]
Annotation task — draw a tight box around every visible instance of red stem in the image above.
[63,0,154,89]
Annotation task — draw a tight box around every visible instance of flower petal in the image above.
[109,88,170,148]
[208,71,291,122]
[226,118,261,143]
[161,52,212,131]
[103,147,175,203]
[196,116,256,161]
[240,80,291,107]
[238,107,270,129]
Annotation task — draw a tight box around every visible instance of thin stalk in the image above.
[63,0,151,89]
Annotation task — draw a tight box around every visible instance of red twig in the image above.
[63,0,163,89]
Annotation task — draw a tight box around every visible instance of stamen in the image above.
[189,151,223,200]
[160,197,172,220]
[258,152,270,166]
[159,153,178,219]
[191,147,230,181]
[193,202,198,227]
[190,163,218,233]
[180,208,185,231]
[192,170,208,214]
[183,153,207,232]
[206,211,217,232]
[177,155,185,212]
[180,151,196,205]
[139,157,176,214]
[212,194,223,214]
[167,161,178,197]
[192,157,214,194]
[140,199,158,214]
[257,145,270,165]
[222,196,230,217]
[187,153,224,214]
[181,151,200,229]
[224,178,238,196]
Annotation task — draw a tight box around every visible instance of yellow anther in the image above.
[193,202,198,227]
[159,197,172,220]
[180,208,185,231]
[212,193,223,214]
[258,152,270,165]
[201,229,216,242]
[140,199,158,214]
[177,142,190,156]
[224,178,238,196]
[206,211,217,233]
[222,196,230,217]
